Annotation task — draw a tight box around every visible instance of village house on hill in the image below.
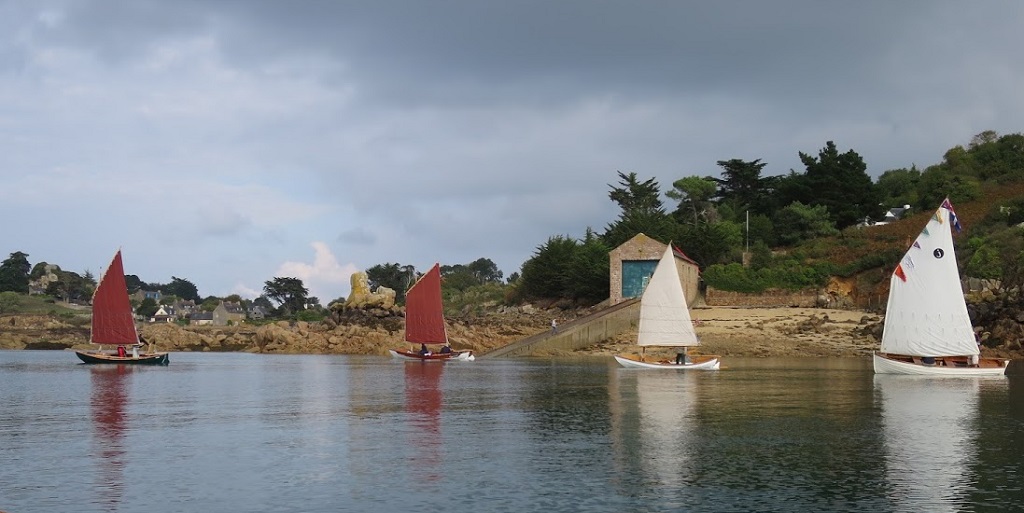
[213,301,246,326]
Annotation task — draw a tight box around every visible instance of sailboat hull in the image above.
[872,353,1006,376]
[389,349,475,362]
[75,350,169,365]
[614,355,720,370]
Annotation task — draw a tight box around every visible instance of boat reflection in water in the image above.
[610,368,698,491]
[90,365,134,510]
[404,361,445,482]
[875,375,985,511]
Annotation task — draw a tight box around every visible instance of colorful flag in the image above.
[922,226,930,236]
[941,198,954,211]
[894,264,907,282]
[902,256,915,270]
[934,210,944,224]
[949,211,962,233]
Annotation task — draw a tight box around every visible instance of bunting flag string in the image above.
[912,240,921,249]
[902,256,915,270]
[894,264,907,282]
[949,210,962,233]
[922,226,930,236]
[939,198,963,233]
[934,209,944,224]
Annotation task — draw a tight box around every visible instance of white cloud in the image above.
[274,242,359,303]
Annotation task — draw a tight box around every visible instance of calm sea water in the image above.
[1,351,1021,513]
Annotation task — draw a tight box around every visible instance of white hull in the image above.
[389,349,475,362]
[872,353,1007,376]
[614,355,720,370]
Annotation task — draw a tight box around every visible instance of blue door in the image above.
[621,260,658,299]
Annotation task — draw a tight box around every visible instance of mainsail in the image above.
[404,263,449,345]
[90,250,140,346]
[880,199,977,357]
[637,246,699,347]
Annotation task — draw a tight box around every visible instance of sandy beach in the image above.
[578,306,883,359]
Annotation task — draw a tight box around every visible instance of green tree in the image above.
[124,274,147,293]
[667,176,718,225]
[466,258,503,284]
[136,297,159,318]
[163,277,200,302]
[263,277,309,316]
[0,251,31,293]
[367,263,415,303]
[916,165,980,209]
[773,202,839,246]
[675,220,742,268]
[439,264,480,292]
[253,295,275,315]
[565,229,610,304]
[797,141,881,228]
[876,167,921,210]
[711,158,772,216]
[607,171,664,215]
[602,172,676,248]
[518,236,580,299]
[44,269,93,302]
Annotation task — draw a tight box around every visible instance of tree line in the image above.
[513,131,1024,303]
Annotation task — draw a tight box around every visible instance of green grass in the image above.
[0,292,90,317]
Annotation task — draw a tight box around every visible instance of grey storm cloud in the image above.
[2,0,1023,300]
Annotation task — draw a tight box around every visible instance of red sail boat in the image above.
[75,250,169,365]
[389,263,474,361]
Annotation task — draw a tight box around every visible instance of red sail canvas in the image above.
[90,250,139,346]
[404,263,448,345]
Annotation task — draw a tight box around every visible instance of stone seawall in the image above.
[705,287,821,308]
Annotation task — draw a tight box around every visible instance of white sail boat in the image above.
[873,199,1009,375]
[614,245,720,370]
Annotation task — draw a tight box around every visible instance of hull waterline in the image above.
[614,355,720,370]
[872,353,1006,376]
[75,350,169,365]
[389,349,475,362]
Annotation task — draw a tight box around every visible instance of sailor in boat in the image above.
[675,349,691,365]
[418,343,431,356]
[117,345,127,357]
[131,344,139,359]
[440,343,453,354]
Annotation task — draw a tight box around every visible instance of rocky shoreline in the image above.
[3,302,1021,361]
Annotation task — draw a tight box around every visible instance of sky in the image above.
[2,1,1024,303]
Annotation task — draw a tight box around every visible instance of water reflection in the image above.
[610,370,697,492]
[90,365,134,511]
[875,375,981,512]
[404,361,444,482]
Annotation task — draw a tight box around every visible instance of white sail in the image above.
[880,200,978,357]
[637,246,699,347]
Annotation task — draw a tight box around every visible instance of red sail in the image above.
[90,250,139,346]
[404,263,448,345]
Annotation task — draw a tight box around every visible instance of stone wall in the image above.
[705,287,821,308]
[488,300,641,357]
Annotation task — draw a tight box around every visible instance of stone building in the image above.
[608,233,700,306]
[212,301,246,326]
